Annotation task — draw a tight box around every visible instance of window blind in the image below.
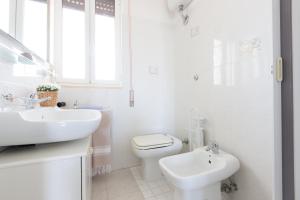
[31,0,47,3]
[95,0,115,17]
[62,0,115,17]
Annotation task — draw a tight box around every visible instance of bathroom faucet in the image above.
[0,93,51,110]
[206,141,219,154]
[22,93,51,109]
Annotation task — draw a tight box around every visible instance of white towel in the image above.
[79,106,112,176]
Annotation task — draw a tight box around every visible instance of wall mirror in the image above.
[0,0,49,78]
[0,29,49,77]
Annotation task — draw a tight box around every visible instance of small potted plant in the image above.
[36,83,60,107]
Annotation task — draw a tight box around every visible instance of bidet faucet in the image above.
[206,141,219,154]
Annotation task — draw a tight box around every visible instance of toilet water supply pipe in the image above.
[128,0,135,107]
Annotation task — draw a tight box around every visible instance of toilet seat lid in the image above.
[132,134,174,150]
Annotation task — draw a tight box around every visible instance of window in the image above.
[0,0,10,33]
[21,0,48,59]
[54,0,121,86]
[62,0,86,80]
[6,0,121,85]
[94,0,116,81]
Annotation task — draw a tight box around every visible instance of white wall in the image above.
[0,3,282,199]
[173,0,276,200]
[0,62,46,102]
[293,0,300,198]
[59,0,176,170]
[59,1,281,199]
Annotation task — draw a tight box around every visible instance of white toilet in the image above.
[131,134,182,180]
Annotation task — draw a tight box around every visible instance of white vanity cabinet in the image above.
[82,147,93,200]
[0,137,92,200]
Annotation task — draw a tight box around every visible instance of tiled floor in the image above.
[131,166,173,200]
[92,166,173,200]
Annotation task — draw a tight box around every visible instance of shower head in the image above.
[178,3,191,25]
[167,0,194,25]
[178,9,189,25]
[182,14,189,25]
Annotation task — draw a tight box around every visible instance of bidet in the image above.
[159,147,240,200]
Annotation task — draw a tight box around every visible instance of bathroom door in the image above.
[293,0,300,198]
[281,0,300,199]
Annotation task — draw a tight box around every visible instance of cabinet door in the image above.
[0,157,81,200]
[82,147,93,200]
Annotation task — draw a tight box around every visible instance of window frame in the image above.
[53,0,123,88]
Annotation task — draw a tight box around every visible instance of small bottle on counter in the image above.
[57,102,66,108]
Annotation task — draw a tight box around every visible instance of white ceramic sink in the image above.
[0,108,102,146]
[159,147,240,200]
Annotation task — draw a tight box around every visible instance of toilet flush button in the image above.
[148,66,159,75]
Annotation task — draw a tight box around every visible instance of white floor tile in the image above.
[92,166,174,200]
[130,166,174,200]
